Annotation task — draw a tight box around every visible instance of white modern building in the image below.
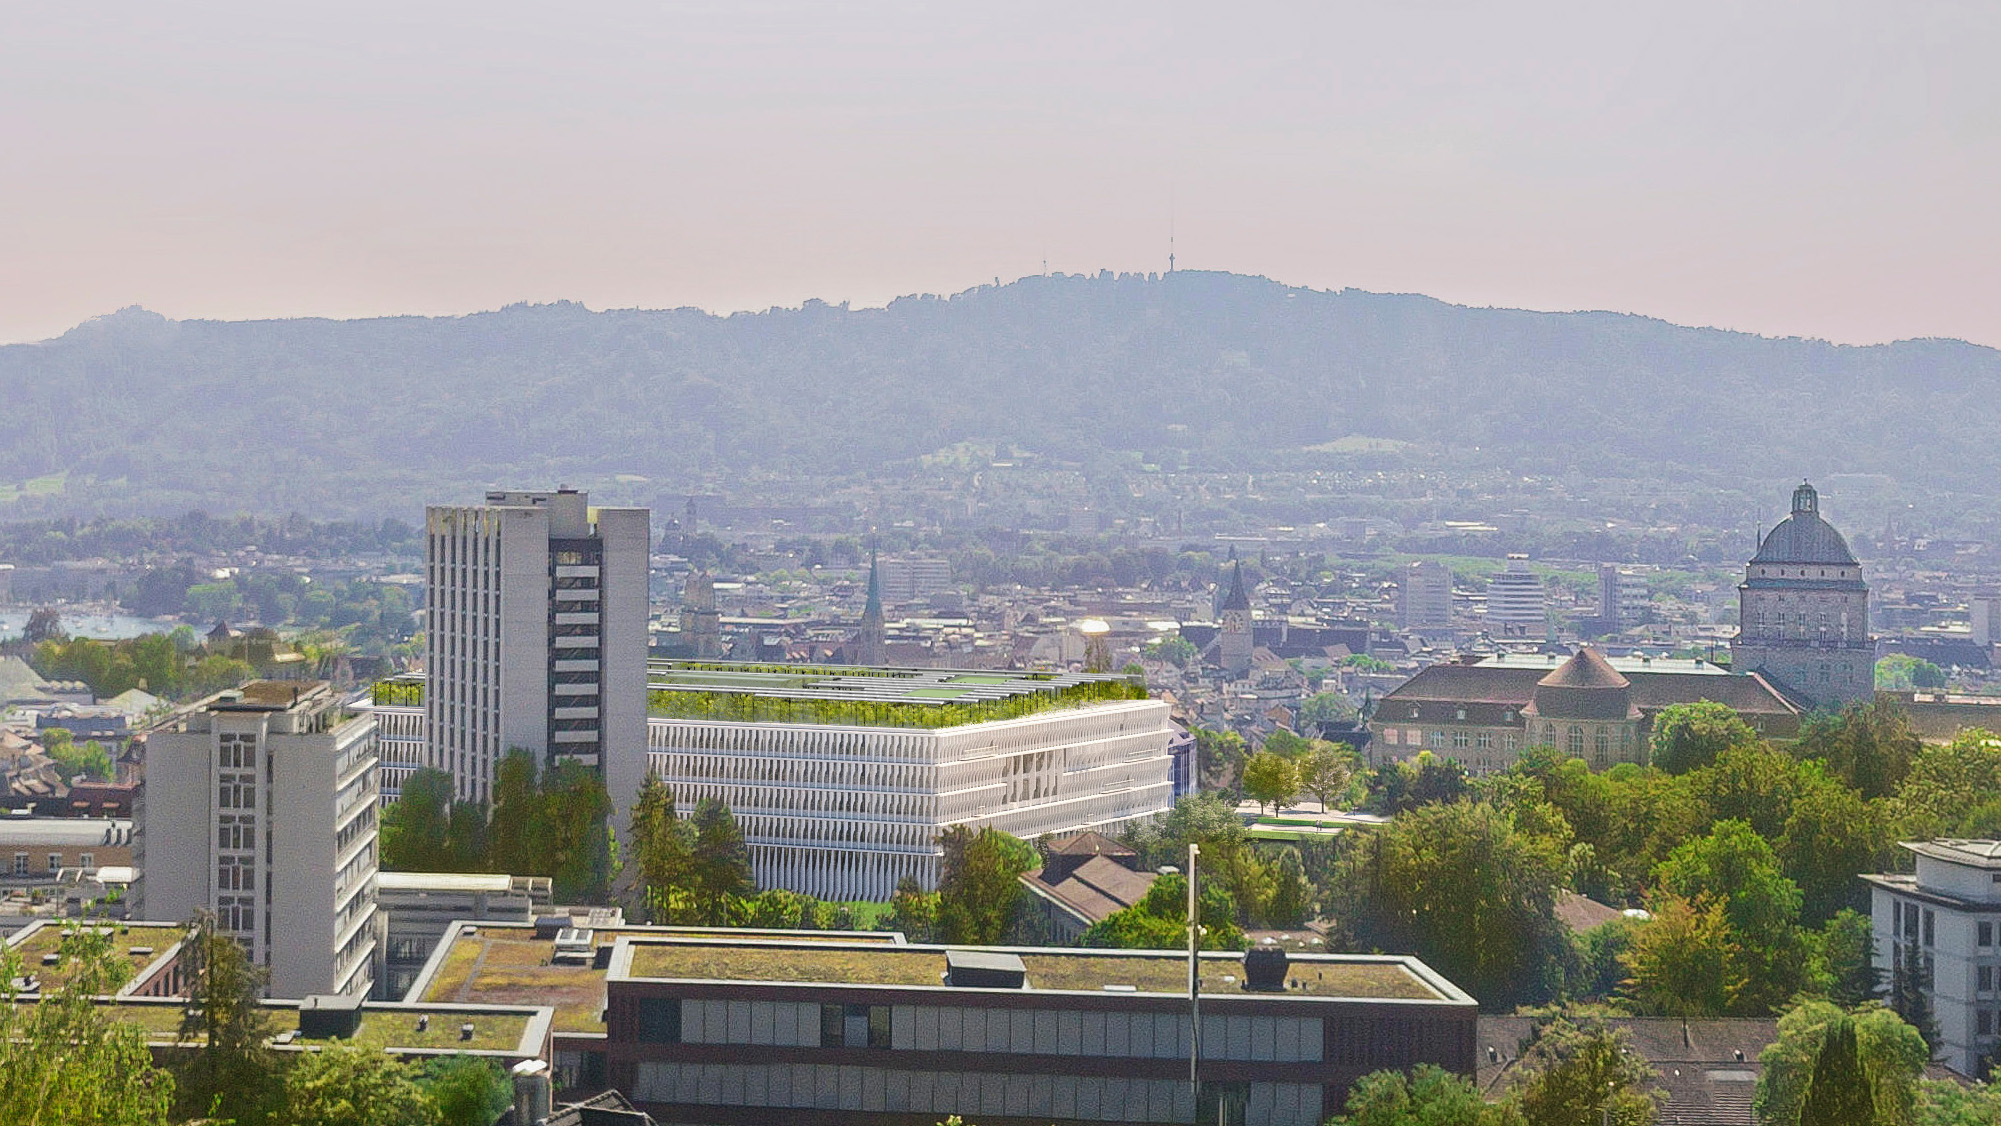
[366,677,425,804]
[1864,839,2001,1078]
[1485,555,1547,639]
[425,489,649,816]
[375,870,548,999]
[137,681,381,998]
[1397,560,1453,632]
[644,662,1176,901]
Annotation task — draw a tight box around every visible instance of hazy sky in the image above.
[4,1,1998,346]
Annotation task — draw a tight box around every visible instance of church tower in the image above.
[855,550,887,667]
[680,570,723,659]
[1218,560,1253,678]
[1734,482,1872,705]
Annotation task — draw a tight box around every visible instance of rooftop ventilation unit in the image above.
[944,949,1026,989]
[552,927,595,965]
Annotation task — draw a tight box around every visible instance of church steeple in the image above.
[1218,560,1251,612]
[863,550,883,623]
[855,549,886,666]
[1217,560,1253,677]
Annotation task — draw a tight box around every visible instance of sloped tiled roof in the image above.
[1021,854,1157,926]
[1538,647,1630,689]
[1382,661,1801,720]
[1479,1016,1778,1126]
[1047,830,1136,860]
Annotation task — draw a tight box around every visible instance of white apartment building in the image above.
[425,489,649,817]
[1865,839,2001,1077]
[137,681,380,998]
[366,680,425,804]
[1485,555,1547,639]
[644,664,1175,901]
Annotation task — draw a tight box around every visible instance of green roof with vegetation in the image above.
[421,924,903,1034]
[370,676,424,707]
[645,661,1146,729]
[619,940,1445,1000]
[61,1000,537,1054]
[7,922,184,991]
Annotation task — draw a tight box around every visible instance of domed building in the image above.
[1520,647,1645,768]
[1733,482,1873,705]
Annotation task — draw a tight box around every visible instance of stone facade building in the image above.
[1733,482,1873,706]
[1369,649,1803,775]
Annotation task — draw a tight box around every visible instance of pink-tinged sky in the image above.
[3,1,1997,346]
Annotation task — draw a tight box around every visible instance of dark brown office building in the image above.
[602,937,1477,1126]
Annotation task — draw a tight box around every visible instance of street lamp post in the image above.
[1188,842,1201,1117]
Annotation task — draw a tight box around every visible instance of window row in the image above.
[628,1062,1320,1126]
[651,997,1321,1063]
[219,774,256,810]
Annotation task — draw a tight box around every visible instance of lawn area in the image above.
[627,944,944,987]
[837,901,897,930]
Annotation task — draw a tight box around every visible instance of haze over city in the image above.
[5,1,2000,346]
[7,6,2001,1126]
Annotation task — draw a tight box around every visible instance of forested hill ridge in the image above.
[4,270,1999,522]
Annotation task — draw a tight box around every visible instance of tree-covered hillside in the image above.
[3,270,1997,520]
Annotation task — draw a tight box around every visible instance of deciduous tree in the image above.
[0,925,173,1126]
[1242,751,1299,814]
[1755,1000,1927,1126]
[1326,801,1574,1010]
[418,1055,512,1126]
[283,1044,438,1126]
[1653,819,1811,1014]
[485,749,544,877]
[1798,699,1922,800]
[542,760,613,902]
[1299,743,1357,812]
[1333,1063,1523,1126]
[1649,701,1757,775]
[1507,1016,1661,1126]
[1623,894,1741,1018]
[1081,873,1243,951]
[380,768,455,872]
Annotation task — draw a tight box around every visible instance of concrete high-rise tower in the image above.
[424,489,649,813]
[1734,482,1872,705]
[1397,560,1453,632]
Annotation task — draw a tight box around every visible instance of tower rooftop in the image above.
[1750,481,1858,567]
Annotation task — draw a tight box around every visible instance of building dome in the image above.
[1750,482,1858,567]
[1526,647,1639,721]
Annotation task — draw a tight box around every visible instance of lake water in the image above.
[0,609,184,641]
